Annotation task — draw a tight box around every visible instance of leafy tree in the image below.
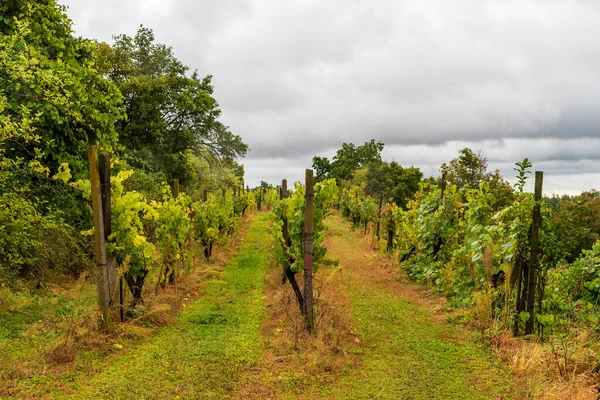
[547,190,600,262]
[97,27,247,184]
[0,1,122,280]
[364,162,423,209]
[443,148,488,189]
[312,156,331,182]
[0,0,123,169]
[312,139,384,182]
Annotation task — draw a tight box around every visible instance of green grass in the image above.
[2,213,519,399]
[68,213,272,399]
[318,216,516,400]
[0,282,97,393]
[3,213,271,400]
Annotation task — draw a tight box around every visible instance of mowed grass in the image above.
[41,213,271,400]
[318,216,516,400]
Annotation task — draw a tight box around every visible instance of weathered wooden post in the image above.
[203,188,208,202]
[525,171,543,335]
[441,171,447,198]
[173,179,180,198]
[281,179,290,283]
[88,146,111,332]
[304,169,315,334]
[257,187,263,211]
[386,217,394,253]
[99,152,117,321]
[376,194,383,239]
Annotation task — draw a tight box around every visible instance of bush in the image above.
[0,192,92,282]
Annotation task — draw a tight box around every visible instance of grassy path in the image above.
[3,212,520,399]
[318,215,517,399]
[62,213,271,399]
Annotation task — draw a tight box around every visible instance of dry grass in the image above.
[489,327,599,399]
[236,242,361,399]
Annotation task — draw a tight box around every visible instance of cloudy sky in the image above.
[61,0,600,194]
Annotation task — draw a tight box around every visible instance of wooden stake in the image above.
[173,179,180,198]
[281,179,290,283]
[525,171,543,335]
[258,187,262,211]
[441,171,447,197]
[303,169,315,334]
[88,147,110,332]
[99,153,117,313]
[376,194,383,239]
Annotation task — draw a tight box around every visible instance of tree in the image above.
[97,27,247,184]
[1,0,123,170]
[444,148,488,189]
[365,161,423,209]
[312,139,384,183]
[312,156,331,182]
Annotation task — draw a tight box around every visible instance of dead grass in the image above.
[490,329,600,399]
[236,241,361,399]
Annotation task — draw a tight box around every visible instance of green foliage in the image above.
[98,27,247,185]
[0,2,249,291]
[513,158,532,192]
[271,179,338,274]
[0,1,123,165]
[0,192,91,281]
[153,185,193,279]
[191,189,242,259]
[312,139,384,183]
[364,161,423,209]
[192,194,221,250]
[563,241,600,303]
[443,148,489,190]
[263,187,279,210]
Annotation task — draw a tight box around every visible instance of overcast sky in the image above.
[61,0,600,194]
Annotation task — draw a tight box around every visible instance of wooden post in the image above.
[257,187,263,211]
[203,188,208,202]
[173,179,180,198]
[99,153,117,316]
[441,172,447,199]
[88,146,111,332]
[376,194,383,239]
[281,180,289,283]
[222,187,226,198]
[525,171,543,335]
[304,169,315,334]
[387,218,394,253]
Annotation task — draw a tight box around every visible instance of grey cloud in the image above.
[60,0,600,192]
